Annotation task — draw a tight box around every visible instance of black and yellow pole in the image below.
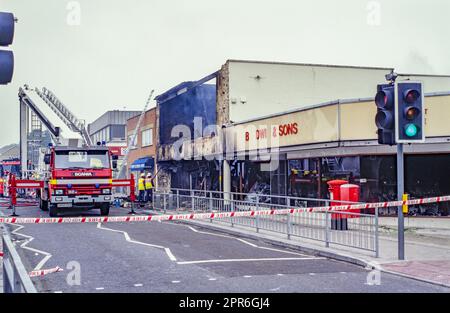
[402,193,409,214]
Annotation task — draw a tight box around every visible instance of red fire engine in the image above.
[37,145,118,217]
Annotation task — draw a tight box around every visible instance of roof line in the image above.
[0,144,18,156]
[226,59,394,71]
[126,107,156,122]
[397,73,450,78]
[155,71,219,104]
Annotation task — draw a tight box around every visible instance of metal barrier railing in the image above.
[153,189,379,257]
[2,232,37,293]
[163,187,360,205]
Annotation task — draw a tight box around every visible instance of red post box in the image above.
[327,180,348,230]
[340,184,360,218]
[327,180,348,205]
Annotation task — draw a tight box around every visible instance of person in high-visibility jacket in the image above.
[145,173,154,203]
[138,173,146,202]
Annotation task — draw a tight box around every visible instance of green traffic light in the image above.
[405,123,418,137]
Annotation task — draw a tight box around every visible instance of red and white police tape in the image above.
[29,266,63,277]
[0,195,449,225]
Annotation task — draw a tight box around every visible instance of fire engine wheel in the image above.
[49,205,58,217]
[40,198,49,211]
[100,204,110,216]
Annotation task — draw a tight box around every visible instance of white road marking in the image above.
[180,224,310,257]
[236,238,258,247]
[164,248,177,262]
[54,291,63,293]
[277,274,284,276]
[134,283,143,287]
[186,226,200,233]
[1,211,52,271]
[309,273,316,276]
[243,275,252,278]
[340,272,347,274]
[97,222,177,262]
[270,287,281,291]
[208,278,217,281]
[172,280,181,284]
[95,287,105,290]
[178,257,324,265]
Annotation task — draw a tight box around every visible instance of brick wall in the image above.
[126,108,157,173]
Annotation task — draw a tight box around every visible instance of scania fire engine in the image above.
[38,145,118,217]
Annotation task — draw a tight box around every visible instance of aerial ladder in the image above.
[19,85,93,178]
[116,89,154,179]
[34,87,92,146]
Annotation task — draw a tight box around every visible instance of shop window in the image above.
[142,128,153,147]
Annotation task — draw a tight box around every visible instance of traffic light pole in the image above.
[397,143,405,260]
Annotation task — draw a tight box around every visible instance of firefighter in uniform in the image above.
[138,173,146,202]
[145,173,153,203]
[290,168,301,197]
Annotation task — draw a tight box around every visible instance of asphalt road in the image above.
[1,200,449,293]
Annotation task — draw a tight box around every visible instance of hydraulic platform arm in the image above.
[19,87,61,138]
[19,86,61,177]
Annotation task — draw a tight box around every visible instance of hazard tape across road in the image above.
[29,266,63,277]
[0,195,449,225]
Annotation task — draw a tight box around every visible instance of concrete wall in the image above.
[226,60,393,123]
[224,60,450,124]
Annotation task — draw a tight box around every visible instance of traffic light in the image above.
[395,81,424,143]
[375,83,396,145]
[0,12,15,85]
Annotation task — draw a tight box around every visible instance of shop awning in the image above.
[130,157,154,171]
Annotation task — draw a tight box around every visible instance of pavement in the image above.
[379,216,450,230]
[0,201,449,293]
[376,220,450,287]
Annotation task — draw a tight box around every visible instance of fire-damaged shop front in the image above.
[155,73,222,191]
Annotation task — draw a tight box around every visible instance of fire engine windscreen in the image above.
[54,151,110,169]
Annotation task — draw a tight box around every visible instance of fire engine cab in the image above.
[38,145,117,217]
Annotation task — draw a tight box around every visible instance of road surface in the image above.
[1,200,449,293]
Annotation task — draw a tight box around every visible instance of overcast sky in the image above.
[0,0,449,147]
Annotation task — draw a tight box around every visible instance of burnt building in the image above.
[155,60,450,215]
